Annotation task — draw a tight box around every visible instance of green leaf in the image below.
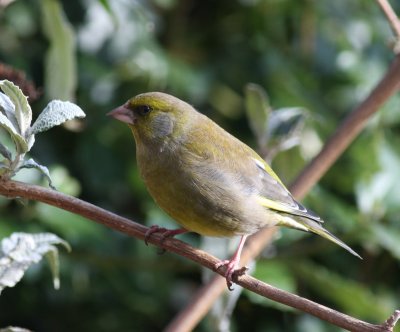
[45,246,61,289]
[18,158,55,189]
[0,161,10,175]
[0,80,32,136]
[0,91,19,130]
[41,0,77,101]
[29,100,85,135]
[268,107,306,142]
[244,83,271,144]
[0,111,29,153]
[0,232,70,294]
[0,327,33,332]
[0,142,12,160]
[262,107,307,161]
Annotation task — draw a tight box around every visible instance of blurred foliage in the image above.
[1,0,400,331]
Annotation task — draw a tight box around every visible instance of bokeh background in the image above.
[1,0,400,331]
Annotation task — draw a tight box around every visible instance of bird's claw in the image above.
[144,225,168,245]
[144,226,187,255]
[215,260,248,290]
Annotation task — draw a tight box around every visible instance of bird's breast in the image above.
[135,144,271,237]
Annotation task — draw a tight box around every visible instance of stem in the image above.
[0,179,398,332]
[376,0,400,40]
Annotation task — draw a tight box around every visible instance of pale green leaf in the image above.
[41,0,77,101]
[0,91,19,130]
[18,158,55,189]
[265,107,307,161]
[0,142,12,160]
[0,80,32,135]
[45,246,61,289]
[0,327,33,332]
[0,232,70,294]
[244,83,271,144]
[29,100,85,135]
[0,111,29,153]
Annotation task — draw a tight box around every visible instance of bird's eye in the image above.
[136,105,152,116]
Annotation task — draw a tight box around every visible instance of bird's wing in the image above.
[250,156,323,223]
[182,113,322,223]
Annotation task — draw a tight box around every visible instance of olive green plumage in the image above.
[109,92,360,259]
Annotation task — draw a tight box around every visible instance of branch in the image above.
[166,53,400,331]
[291,53,400,198]
[376,0,400,41]
[0,179,398,332]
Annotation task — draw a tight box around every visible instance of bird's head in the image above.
[108,92,193,144]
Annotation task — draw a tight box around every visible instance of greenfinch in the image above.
[108,92,360,288]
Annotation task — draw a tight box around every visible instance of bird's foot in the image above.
[215,259,248,290]
[144,226,187,253]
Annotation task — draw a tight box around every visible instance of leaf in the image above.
[45,246,61,289]
[0,91,19,130]
[268,107,306,140]
[18,158,55,189]
[0,111,29,153]
[0,161,10,175]
[244,83,271,144]
[265,107,307,160]
[0,80,32,136]
[0,142,12,160]
[40,0,77,101]
[0,327,33,332]
[29,100,85,136]
[0,232,71,294]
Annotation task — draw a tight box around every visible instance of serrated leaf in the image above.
[0,232,70,294]
[0,142,12,160]
[41,0,77,101]
[244,83,272,143]
[29,100,85,135]
[18,158,55,189]
[0,91,19,130]
[0,80,32,135]
[0,111,29,153]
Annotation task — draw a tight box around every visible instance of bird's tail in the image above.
[278,215,362,259]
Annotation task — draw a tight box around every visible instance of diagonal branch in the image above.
[376,0,400,41]
[165,53,400,332]
[0,179,398,332]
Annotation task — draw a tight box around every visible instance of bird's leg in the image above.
[144,225,188,245]
[215,235,249,290]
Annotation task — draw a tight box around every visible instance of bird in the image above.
[108,92,360,289]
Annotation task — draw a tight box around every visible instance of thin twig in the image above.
[0,179,398,332]
[291,53,400,198]
[376,0,400,40]
[165,53,400,332]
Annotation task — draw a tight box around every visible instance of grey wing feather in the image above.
[252,158,323,223]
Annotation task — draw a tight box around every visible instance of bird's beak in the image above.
[107,104,137,125]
